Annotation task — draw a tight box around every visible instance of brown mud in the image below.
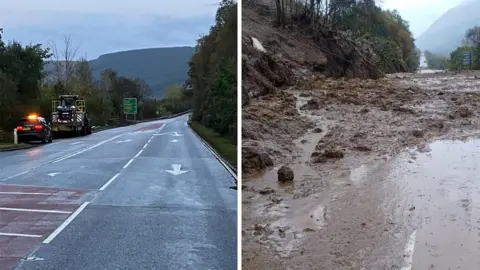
[242,70,480,270]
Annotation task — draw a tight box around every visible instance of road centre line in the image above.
[43,202,90,244]
[0,207,72,214]
[96,123,166,191]
[0,232,43,238]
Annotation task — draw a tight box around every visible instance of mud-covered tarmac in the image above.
[242,71,480,270]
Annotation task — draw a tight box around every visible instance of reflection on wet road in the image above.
[386,137,480,270]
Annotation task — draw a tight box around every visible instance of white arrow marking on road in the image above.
[170,139,179,143]
[116,139,132,143]
[47,172,61,177]
[172,132,183,137]
[165,164,188,176]
[153,132,183,137]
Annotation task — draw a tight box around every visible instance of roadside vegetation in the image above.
[0,28,192,146]
[188,0,237,168]
[272,0,420,74]
[425,26,480,71]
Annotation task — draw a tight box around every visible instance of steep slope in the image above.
[415,0,480,55]
[45,46,194,98]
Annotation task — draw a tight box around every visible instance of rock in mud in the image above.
[313,127,323,133]
[451,105,473,118]
[311,149,345,163]
[412,130,424,138]
[242,147,274,174]
[300,98,320,110]
[277,166,294,182]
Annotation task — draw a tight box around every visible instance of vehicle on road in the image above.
[16,114,53,144]
[51,94,92,137]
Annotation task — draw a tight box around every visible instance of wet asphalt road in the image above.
[0,114,237,270]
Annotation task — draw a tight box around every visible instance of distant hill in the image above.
[415,0,480,55]
[45,46,195,98]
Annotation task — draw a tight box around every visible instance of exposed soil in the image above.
[241,0,480,269]
[242,70,480,270]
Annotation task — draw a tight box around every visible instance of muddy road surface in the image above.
[242,71,480,270]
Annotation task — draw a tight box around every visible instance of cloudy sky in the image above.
[0,0,219,59]
[381,0,467,37]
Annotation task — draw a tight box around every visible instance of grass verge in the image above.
[189,122,237,168]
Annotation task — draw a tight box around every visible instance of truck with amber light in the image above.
[51,95,92,137]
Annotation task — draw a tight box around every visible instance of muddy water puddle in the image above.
[245,136,480,269]
[386,137,480,270]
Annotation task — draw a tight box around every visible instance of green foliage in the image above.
[275,0,420,73]
[424,50,448,70]
[188,0,237,142]
[189,122,237,167]
[0,30,185,132]
[446,26,480,71]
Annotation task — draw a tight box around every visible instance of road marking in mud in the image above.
[0,207,72,214]
[401,230,417,270]
[0,232,42,238]
[51,134,123,164]
[42,202,90,244]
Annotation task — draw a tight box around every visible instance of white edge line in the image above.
[0,170,29,182]
[99,173,120,191]
[42,202,90,244]
[0,232,42,238]
[401,230,417,270]
[187,126,237,181]
[0,192,51,195]
[0,207,72,214]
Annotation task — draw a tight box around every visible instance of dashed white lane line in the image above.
[52,134,123,163]
[401,230,417,270]
[0,232,43,238]
[0,171,30,182]
[42,202,90,244]
[0,192,51,195]
[97,123,166,191]
[99,173,120,191]
[0,207,72,214]
[122,158,134,169]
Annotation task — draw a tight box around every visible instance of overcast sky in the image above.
[381,0,466,37]
[0,0,219,59]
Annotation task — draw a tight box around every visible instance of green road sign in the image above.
[123,98,138,114]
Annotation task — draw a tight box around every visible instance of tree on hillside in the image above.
[188,0,237,140]
[48,34,80,90]
[466,26,480,46]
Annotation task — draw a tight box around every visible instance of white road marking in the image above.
[99,173,120,191]
[42,202,90,244]
[0,207,72,214]
[187,125,237,181]
[0,170,29,182]
[0,232,42,238]
[165,164,188,176]
[47,172,61,177]
[170,139,179,143]
[134,149,143,158]
[70,141,84,145]
[116,139,132,143]
[123,158,134,169]
[401,230,417,270]
[0,192,51,195]
[52,134,122,163]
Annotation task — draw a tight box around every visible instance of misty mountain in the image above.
[45,46,195,98]
[415,0,480,55]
